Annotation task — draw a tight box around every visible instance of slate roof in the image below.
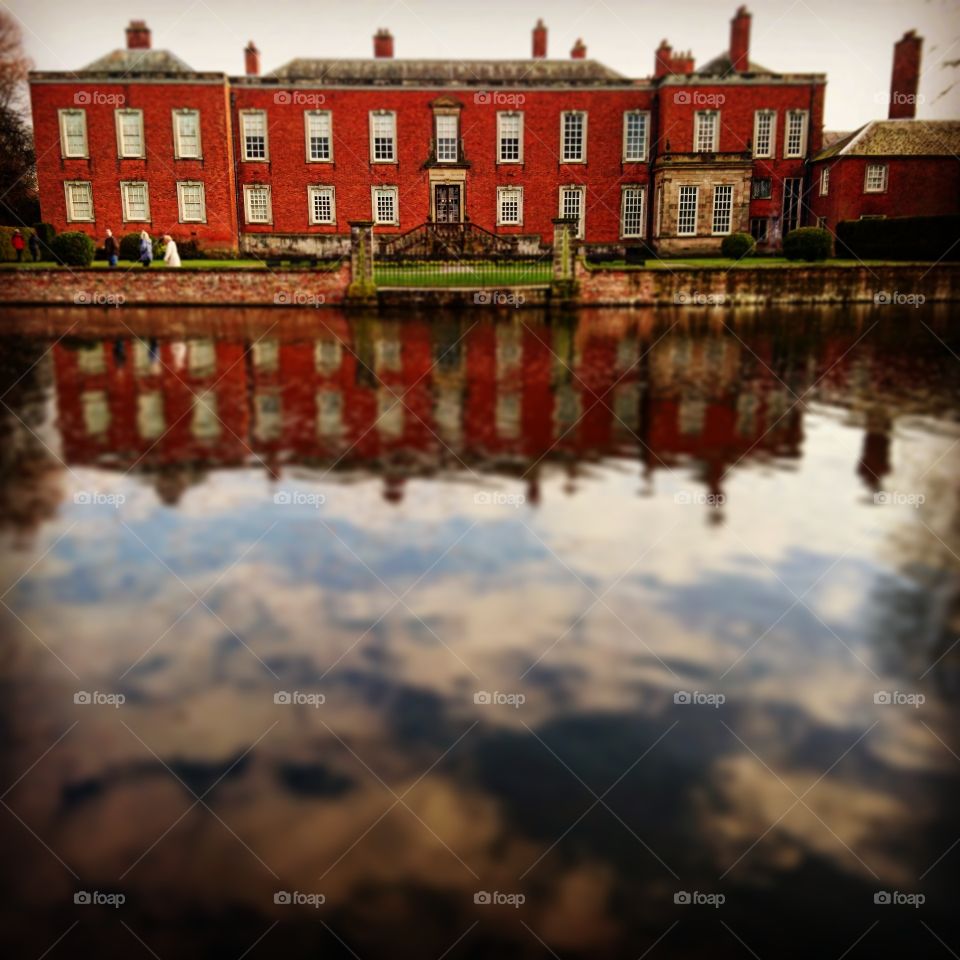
[696,52,775,77]
[80,49,195,74]
[266,58,628,85]
[813,120,960,160]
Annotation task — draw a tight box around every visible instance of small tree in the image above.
[50,231,95,267]
[721,232,755,260]
[783,227,832,262]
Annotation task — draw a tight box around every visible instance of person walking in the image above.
[104,228,119,268]
[162,234,181,268]
[11,229,25,262]
[139,230,153,267]
[28,231,40,261]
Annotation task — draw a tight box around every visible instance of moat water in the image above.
[0,305,958,959]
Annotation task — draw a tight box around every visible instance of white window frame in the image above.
[497,186,523,226]
[58,109,88,158]
[243,184,273,224]
[435,114,458,163]
[752,110,775,159]
[64,181,94,222]
[240,110,269,162]
[172,109,202,159]
[497,112,523,164]
[784,110,808,158]
[120,181,150,222]
[176,181,206,223]
[677,185,698,236]
[115,108,145,158]
[561,111,587,163]
[864,163,888,193]
[558,185,585,238]
[372,185,399,225]
[620,185,645,238]
[694,111,719,153]
[711,184,734,235]
[308,185,336,225]
[370,111,397,163]
[820,166,830,196]
[305,110,333,163]
[622,111,650,162]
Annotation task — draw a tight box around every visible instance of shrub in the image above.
[0,225,35,261]
[783,227,832,261]
[50,231,95,267]
[721,232,755,260]
[119,232,144,261]
[835,216,960,262]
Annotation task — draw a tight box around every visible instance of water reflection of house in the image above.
[52,322,810,503]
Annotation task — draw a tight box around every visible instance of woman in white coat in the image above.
[162,235,182,267]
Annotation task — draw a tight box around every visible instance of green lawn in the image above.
[374,261,553,287]
[584,257,937,270]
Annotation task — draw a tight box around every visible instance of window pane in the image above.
[678,186,698,235]
[119,112,143,156]
[67,183,93,220]
[176,112,200,157]
[63,111,86,156]
[625,112,647,160]
[622,187,644,236]
[372,113,395,161]
[375,189,396,223]
[311,188,333,223]
[123,182,148,220]
[499,113,521,161]
[695,112,717,152]
[563,113,584,161]
[436,114,457,162]
[754,111,773,157]
[308,112,331,160]
[243,113,267,159]
[499,189,521,224]
[712,184,733,234]
[247,187,270,222]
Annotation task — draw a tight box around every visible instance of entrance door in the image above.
[434,184,461,223]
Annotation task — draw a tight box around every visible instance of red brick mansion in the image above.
[27,7,949,257]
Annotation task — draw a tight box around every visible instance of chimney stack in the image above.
[244,41,260,77]
[532,19,547,58]
[571,38,586,59]
[125,20,151,50]
[655,39,673,78]
[729,6,751,72]
[374,28,394,59]
[889,30,922,119]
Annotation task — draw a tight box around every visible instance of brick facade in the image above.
[34,7,913,257]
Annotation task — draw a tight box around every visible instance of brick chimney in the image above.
[729,6,751,72]
[244,41,260,77]
[655,39,673,78]
[374,28,394,59]
[571,38,586,59]
[532,19,547,58]
[125,20,151,50]
[889,29,922,119]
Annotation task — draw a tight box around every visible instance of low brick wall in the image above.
[576,261,960,305]
[0,265,351,307]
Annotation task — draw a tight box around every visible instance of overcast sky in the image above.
[7,0,959,129]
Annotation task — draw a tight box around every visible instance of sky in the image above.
[6,0,960,129]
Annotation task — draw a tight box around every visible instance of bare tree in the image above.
[0,10,31,112]
[0,11,36,225]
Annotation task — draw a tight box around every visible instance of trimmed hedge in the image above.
[836,216,960,262]
[50,231,95,267]
[0,225,35,261]
[783,227,832,262]
[721,232,755,260]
